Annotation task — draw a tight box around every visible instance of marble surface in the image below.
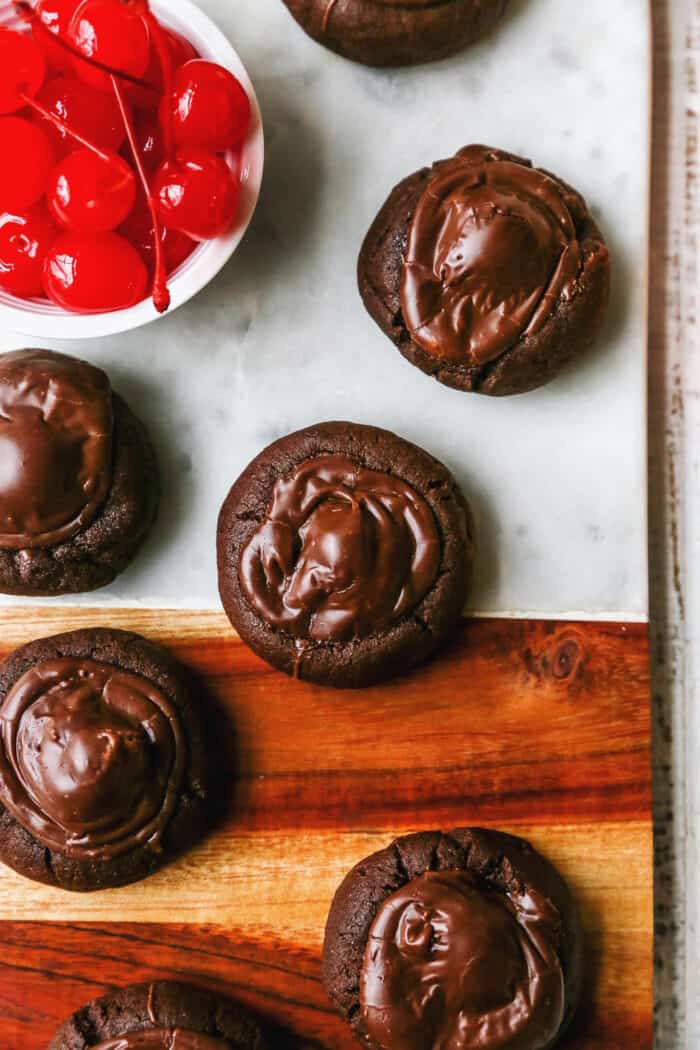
[0,0,650,615]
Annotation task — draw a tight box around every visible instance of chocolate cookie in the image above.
[0,348,159,595]
[217,422,474,688]
[281,0,509,67]
[323,828,583,1050]
[0,628,208,892]
[48,980,269,1050]
[359,145,611,396]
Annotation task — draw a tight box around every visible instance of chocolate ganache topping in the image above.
[0,658,185,860]
[0,349,113,551]
[360,870,565,1050]
[401,146,583,367]
[239,454,440,642]
[92,1032,231,1049]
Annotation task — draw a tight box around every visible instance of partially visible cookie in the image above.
[0,628,208,892]
[217,421,474,688]
[48,980,269,1050]
[281,0,509,67]
[323,827,583,1050]
[359,145,611,396]
[0,348,159,595]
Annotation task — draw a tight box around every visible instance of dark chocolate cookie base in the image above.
[0,394,159,596]
[217,421,474,689]
[48,980,269,1050]
[322,827,583,1050]
[282,0,509,67]
[0,629,208,892]
[358,147,611,396]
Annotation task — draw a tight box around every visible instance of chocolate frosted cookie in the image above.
[48,980,268,1050]
[0,629,208,891]
[323,828,583,1050]
[359,145,611,396]
[217,422,474,688]
[0,348,158,595]
[281,0,509,67]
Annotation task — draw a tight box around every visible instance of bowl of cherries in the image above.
[0,0,263,337]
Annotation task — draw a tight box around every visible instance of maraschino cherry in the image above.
[110,73,170,310]
[0,26,46,112]
[44,230,148,311]
[32,0,77,72]
[67,0,151,91]
[165,59,251,151]
[120,193,194,274]
[47,149,136,233]
[12,1,171,311]
[130,108,165,172]
[140,24,195,97]
[154,149,240,241]
[32,74,126,157]
[0,204,58,296]
[0,117,55,210]
[2,1,249,315]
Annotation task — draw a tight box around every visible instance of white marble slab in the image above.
[0,0,650,616]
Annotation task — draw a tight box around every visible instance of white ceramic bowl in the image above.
[0,0,264,338]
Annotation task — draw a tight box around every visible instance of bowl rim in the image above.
[0,0,265,339]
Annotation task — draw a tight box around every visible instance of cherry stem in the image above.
[143,9,173,157]
[20,90,112,163]
[14,1,159,92]
[111,74,170,314]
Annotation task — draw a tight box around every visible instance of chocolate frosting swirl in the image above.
[0,348,113,551]
[239,454,440,643]
[0,658,185,860]
[360,870,565,1050]
[401,146,583,366]
[93,1032,231,1049]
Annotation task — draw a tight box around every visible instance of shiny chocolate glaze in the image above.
[0,349,113,551]
[401,146,582,367]
[360,870,565,1050]
[239,454,440,642]
[0,657,185,860]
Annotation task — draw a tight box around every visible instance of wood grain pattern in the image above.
[0,610,652,1049]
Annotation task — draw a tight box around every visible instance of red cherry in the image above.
[111,76,169,311]
[0,117,55,210]
[16,0,169,315]
[0,204,58,297]
[145,25,197,92]
[166,60,250,152]
[0,28,46,114]
[33,0,79,73]
[68,0,150,92]
[120,194,195,274]
[47,148,136,233]
[129,108,165,172]
[154,149,240,241]
[32,75,127,158]
[126,22,197,112]
[43,230,148,311]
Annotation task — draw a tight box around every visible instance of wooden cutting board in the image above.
[0,608,652,1049]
